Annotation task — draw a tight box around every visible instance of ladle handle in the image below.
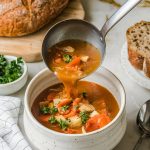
[133,133,146,150]
[101,0,142,38]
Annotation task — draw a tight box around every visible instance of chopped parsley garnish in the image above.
[0,55,23,84]
[40,106,58,115]
[40,107,50,114]
[17,57,23,64]
[50,106,58,114]
[63,54,72,63]
[58,119,68,130]
[48,116,57,124]
[82,92,87,98]
[80,112,90,124]
[61,105,69,112]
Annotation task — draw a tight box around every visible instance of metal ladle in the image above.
[42,0,142,73]
[133,100,150,150]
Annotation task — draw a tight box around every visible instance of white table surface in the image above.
[11,0,150,150]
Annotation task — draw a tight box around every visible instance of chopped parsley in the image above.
[58,119,68,130]
[80,112,90,124]
[0,55,24,84]
[61,105,69,112]
[63,54,72,63]
[40,106,58,115]
[40,107,50,114]
[50,106,58,114]
[48,116,57,124]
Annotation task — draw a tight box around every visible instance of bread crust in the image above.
[126,21,150,78]
[0,0,69,37]
[143,58,150,78]
[128,48,144,70]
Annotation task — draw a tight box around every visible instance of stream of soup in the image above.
[31,40,119,134]
[48,40,101,98]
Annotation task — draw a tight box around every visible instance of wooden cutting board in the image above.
[0,0,85,62]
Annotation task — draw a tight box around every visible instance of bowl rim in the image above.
[0,55,28,87]
[24,67,126,137]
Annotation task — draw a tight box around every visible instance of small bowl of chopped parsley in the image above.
[0,55,28,95]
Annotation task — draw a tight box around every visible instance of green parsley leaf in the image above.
[40,106,58,115]
[40,107,50,114]
[61,105,69,112]
[50,107,58,114]
[80,111,90,124]
[58,119,68,130]
[63,54,72,63]
[17,57,23,64]
[48,116,57,124]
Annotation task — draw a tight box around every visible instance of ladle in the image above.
[42,0,142,74]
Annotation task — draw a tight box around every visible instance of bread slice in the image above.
[126,21,150,77]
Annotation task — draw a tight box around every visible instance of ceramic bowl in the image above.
[0,55,28,95]
[24,67,126,150]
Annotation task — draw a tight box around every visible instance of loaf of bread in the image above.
[0,0,69,37]
[126,21,150,78]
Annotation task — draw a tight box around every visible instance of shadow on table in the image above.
[114,118,150,150]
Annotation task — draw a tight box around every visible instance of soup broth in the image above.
[32,81,119,134]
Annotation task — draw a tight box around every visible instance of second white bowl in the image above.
[24,67,126,150]
[0,55,28,95]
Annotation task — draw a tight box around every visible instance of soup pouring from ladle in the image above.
[42,0,142,74]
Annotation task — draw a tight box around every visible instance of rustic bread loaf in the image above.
[0,0,69,37]
[126,21,150,78]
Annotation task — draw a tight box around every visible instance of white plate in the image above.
[121,42,150,89]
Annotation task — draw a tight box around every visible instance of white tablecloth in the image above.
[12,0,150,149]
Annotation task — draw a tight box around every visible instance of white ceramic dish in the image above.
[0,55,28,95]
[24,67,126,150]
[121,43,150,89]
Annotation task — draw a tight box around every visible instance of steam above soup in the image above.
[31,40,119,134]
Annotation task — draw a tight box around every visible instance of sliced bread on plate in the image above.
[126,21,150,77]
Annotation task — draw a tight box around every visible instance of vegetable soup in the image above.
[31,39,119,134]
[32,81,119,134]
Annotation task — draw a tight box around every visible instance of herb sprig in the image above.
[80,111,90,124]
[40,106,58,115]
[63,54,72,63]
[61,105,69,112]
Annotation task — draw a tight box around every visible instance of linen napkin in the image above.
[0,96,32,150]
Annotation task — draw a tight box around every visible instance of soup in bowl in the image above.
[24,67,126,150]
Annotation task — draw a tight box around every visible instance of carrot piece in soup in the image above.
[39,115,51,122]
[57,99,72,108]
[55,58,62,64]
[85,113,111,132]
[64,109,76,118]
[63,98,81,118]
[47,92,57,101]
[66,56,81,67]
[65,128,81,134]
